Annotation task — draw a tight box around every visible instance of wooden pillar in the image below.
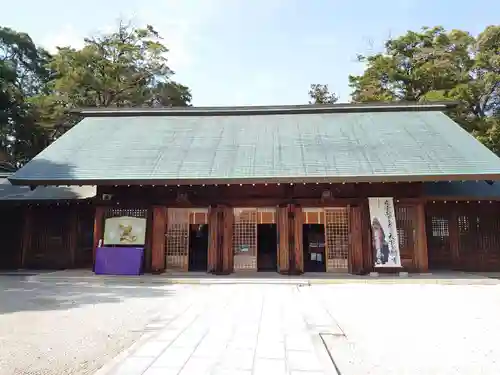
[68,206,79,268]
[277,206,289,274]
[222,206,234,274]
[92,207,105,268]
[292,205,304,273]
[143,209,153,273]
[361,199,373,273]
[151,206,167,273]
[207,206,219,273]
[449,207,460,268]
[21,207,33,268]
[413,202,429,272]
[349,205,364,274]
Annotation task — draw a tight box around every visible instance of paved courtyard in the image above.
[1,275,500,375]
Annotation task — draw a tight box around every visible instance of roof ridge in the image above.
[72,101,459,118]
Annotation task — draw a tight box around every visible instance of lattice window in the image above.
[324,208,349,271]
[431,217,449,238]
[104,208,147,219]
[165,208,189,270]
[429,216,450,251]
[233,208,257,270]
[458,215,477,255]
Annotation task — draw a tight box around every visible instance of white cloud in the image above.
[132,0,226,71]
[38,0,289,71]
[39,0,219,68]
[133,0,290,71]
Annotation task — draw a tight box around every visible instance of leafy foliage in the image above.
[347,25,500,153]
[308,84,338,104]
[40,22,192,135]
[48,23,179,107]
[0,22,192,166]
[0,27,51,167]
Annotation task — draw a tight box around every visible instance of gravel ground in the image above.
[314,282,500,375]
[0,276,196,375]
[3,275,500,375]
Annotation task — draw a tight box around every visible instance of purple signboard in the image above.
[95,246,144,276]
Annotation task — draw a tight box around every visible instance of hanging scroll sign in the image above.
[368,197,402,268]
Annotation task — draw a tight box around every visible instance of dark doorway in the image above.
[0,208,23,270]
[189,224,209,271]
[303,224,326,272]
[257,224,277,271]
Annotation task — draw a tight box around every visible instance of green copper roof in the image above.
[9,104,500,185]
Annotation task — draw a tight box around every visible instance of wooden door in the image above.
[324,207,349,272]
[394,204,418,271]
[349,206,364,274]
[165,208,189,271]
[232,208,257,271]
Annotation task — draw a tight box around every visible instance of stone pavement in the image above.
[94,279,500,375]
[98,284,338,375]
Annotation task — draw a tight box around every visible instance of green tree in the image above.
[0,22,193,166]
[309,83,339,104]
[37,21,192,136]
[347,25,500,153]
[0,27,51,166]
[308,84,338,104]
[461,26,500,152]
[349,26,475,103]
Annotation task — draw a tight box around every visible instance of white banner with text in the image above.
[368,197,401,267]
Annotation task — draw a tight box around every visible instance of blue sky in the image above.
[1,0,498,105]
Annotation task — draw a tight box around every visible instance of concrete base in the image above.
[369,272,379,277]
[399,272,409,277]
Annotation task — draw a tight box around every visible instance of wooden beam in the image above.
[92,207,105,269]
[222,206,234,273]
[413,202,429,272]
[277,206,289,274]
[361,199,373,273]
[293,205,304,273]
[151,206,167,273]
[349,205,364,274]
[21,207,33,268]
[207,206,219,273]
[449,206,460,268]
[143,209,153,273]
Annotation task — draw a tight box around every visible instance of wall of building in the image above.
[0,206,24,269]
[5,183,497,274]
[426,201,500,271]
[22,205,94,269]
[90,183,433,274]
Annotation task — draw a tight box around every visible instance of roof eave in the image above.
[9,172,500,187]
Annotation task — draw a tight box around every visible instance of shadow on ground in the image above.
[0,276,176,314]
